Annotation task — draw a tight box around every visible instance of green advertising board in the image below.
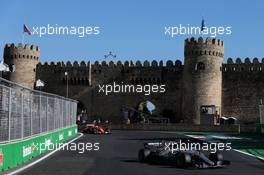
[0,125,78,172]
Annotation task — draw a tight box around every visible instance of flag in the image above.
[201,18,205,32]
[36,79,44,87]
[0,61,10,72]
[23,24,32,35]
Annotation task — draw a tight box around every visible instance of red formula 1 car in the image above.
[83,124,111,134]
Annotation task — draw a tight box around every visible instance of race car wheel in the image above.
[176,152,190,168]
[93,128,99,134]
[209,152,223,163]
[138,149,150,163]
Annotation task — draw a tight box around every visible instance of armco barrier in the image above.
[107,124,240,133]
[239,124,264,133]
[0,125,77,173]
[106,124,264,133]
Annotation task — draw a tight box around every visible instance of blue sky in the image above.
[0,0,263,63]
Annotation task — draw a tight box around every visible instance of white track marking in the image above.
[233,149,264,161]
[7,133,83,175]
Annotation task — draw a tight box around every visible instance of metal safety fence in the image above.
[0,77,77,143]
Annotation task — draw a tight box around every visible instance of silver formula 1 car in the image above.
[138,141,230,168]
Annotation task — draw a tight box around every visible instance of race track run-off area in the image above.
[16,131,264,175]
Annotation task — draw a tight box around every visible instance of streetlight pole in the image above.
[65,72,68,98]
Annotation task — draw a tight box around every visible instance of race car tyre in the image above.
[138,149,150,163]
[209,152,223,163]
[93,128,99,134]
[176,152,191,168]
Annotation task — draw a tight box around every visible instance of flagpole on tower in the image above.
[22,24,32,44]
[201,17,205,32]
[88,61,92,86]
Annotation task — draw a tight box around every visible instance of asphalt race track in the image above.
[18,131,264,175]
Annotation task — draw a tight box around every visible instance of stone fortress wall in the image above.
[35,59,184,123]
[183,37,224,124]
[222,57,264,124]
[3,37,264,124]
[3,43,40,88]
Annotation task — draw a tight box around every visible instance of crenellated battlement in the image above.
[184,37,224,58]
[223,57,264,72]
[36,57,264,74]
[185,37,224,47]
[4,43,40,60]
[225,57,264,64]
[37,59,183,69]
[4,43,40,51]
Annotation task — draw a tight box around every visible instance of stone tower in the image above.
[3,43,40,88]
[182,37,224,124]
